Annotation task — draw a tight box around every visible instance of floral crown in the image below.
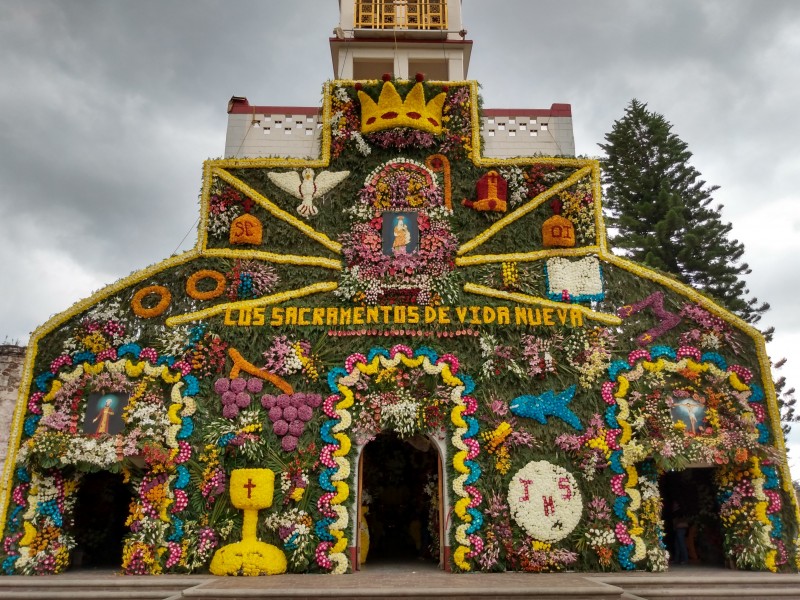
[357,81,447,135]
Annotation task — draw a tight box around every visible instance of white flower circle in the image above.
[508,460,583,542]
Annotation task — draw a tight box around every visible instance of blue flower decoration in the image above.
[157,355,176,367]
[2,555,19,575]
[177,417,194,439]
[460,373,476,395]
[749,384,765,403]
[327,367,347,392]
[466,508,483,534]
[188,325,206,344]
[117,343,142,358]
[613,495,630,520]
[650,345,676,360]
[605,405,619,428]
[23,415,40,437]
[465,461,481,485]
[35,372,54,392]
[414,346,439,363]
[15,468,30,484]
[762,465,779,490]
[510,385,582,431]
[464,416,479,439]
[73,351,96,364]
[768,514,783,538]
[315,517,335,541]
[618,543,635,570]
[609,451,624,474]
[167,516,184,541]
[8,506,23,530]
[756,423,770,444]
[319,468,336,492]
[217,432,235,447]
[366,347,390,363]
[174,465,190,489]
[320,420,337,445]
[181,375,199,396]
[607,361,630,382]
[701,352,727,370]
[284,532,299,550]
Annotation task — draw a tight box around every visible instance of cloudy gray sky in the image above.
[2,1,800,471]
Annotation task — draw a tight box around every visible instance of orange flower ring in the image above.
[186,269,226,300]
[131,285,172,318]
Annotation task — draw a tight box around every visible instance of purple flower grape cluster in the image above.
[261,393,322,452]
[214,376,264,419]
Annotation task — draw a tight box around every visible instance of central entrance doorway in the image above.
[71,471,132,569]
[660,467,725,567]
[358,432,442,568]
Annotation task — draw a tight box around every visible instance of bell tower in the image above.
[331,0,472,80]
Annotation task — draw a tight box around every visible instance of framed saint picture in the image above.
[670,397,707,436]
[83,392,129,436]
[381,212,419,256]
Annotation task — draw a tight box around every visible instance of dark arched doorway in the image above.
[71,471,132,569]
[660,468,725,567]
[359,432,441,567]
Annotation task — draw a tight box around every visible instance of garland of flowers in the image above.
[3,341,198,575]
[131,285,172,319]
[316,346,481,572]
[604,345,783,571]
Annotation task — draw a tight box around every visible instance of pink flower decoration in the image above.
[172,360,192,375]
[320,445,337,468]
[283,406,298,421]
[467,534,484,557]
[345,353,367,373]
[306,394,323,408]
[627,349,650,365]
[273,420,289,436]
[246,378,264,393]
[281,435,298,452]
[462,396,477,415]
[49,354,73,373]
[464,438,480,460]
[96,348,118,362]
[139,347,158,363]
[751,403,765,422]
[214,378,231,394]
[268,406,283,422]
[728,364,753,383]
[323,395,339,418]
[605,429,621,450]
[438,353,459,373]
[230,378,247,393]
[288,420,304,437]
[390,344,413,359]
[261,394,277,409]
[615,522,632,545]
[601,381,616,405]
[297,405,313,422]
[235,392,251,408]
[465,486,482,508]
[610,474,625,496]
[677,345,702,361]
[221,391,236,406]
[222,404,239,419]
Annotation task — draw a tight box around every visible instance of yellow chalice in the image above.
[210,468,287,576]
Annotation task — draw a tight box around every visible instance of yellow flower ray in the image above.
[457,165,594,256]
[462,282,622,325]
[211,167,341,255]
[164,282,338,326]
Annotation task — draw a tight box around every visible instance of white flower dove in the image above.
[267,168,350,218]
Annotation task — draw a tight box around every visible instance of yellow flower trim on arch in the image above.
[131,285,172,319]
[186,269,226,301]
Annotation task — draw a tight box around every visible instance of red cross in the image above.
[243,478,256,498]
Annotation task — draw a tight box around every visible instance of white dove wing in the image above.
[311,170,350,199]
[267,171,304,200]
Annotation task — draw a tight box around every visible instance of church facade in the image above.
[1,0,797,576]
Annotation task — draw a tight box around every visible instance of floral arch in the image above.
[315,345,482,573]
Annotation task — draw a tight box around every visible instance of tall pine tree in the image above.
[599,99,768,324]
